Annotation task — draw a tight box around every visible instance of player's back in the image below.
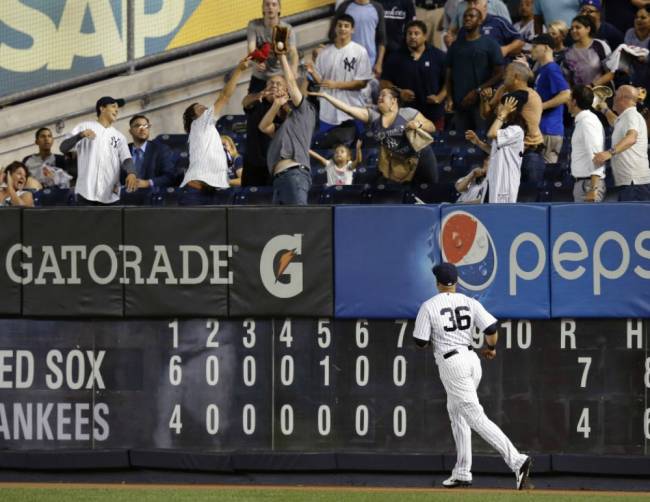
[417,292,495,357]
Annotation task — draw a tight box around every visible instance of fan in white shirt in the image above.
[180,58,251,191]
[307,14,373,128]
[60,96,137,205]
[593,85,650,201]
[465,96,524,203]
[568,85,606,202]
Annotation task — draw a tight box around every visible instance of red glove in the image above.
[249,42,271,63]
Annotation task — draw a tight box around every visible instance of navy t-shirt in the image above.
[382,44,447,121]
[457,14,522,47]
[534,61,569,136]
[447,35,504,106]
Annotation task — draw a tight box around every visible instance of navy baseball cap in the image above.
[580,0,602,10]
[531,34,555,48]
[433,263,458,286]
[95,96,125,115]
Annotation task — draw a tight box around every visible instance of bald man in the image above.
[594,85,650,201]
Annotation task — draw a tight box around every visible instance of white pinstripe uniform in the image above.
[413,292,527,482]
[181,106,230,189]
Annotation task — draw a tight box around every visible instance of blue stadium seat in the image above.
[365,183,406,204]
[155,134,187,150]
[119,187,154,206]
[409,182,457,203]
[311,167,328,186]
[308,185,323,204]
[550,178,574,202]
[517,182,542,203]
[233,186,274,205]
[217,114,247,134]
[32,187,73,206]
[438,163,458,184]
[320,184,366,204]
[437,129,466,147]
[153,187,181,206]
[353,166,377,185]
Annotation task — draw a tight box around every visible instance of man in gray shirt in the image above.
[259,52,316,205]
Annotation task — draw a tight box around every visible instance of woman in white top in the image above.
[466,96,525,203]
[0,161,34,207]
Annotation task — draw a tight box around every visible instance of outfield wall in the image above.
[1,204,650,319]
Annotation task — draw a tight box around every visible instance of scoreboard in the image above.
[0,318,648,456]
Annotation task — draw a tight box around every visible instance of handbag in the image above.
[378,146,419,183]
[406,127,434,152]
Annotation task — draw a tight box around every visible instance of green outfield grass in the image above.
[1,487,648,502]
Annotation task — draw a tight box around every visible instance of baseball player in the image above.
[413,262,532,489]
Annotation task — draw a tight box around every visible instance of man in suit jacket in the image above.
[125,115,176,189]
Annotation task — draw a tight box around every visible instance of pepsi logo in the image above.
[440,211,497,291]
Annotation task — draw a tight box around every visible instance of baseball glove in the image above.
[272,25,290,55]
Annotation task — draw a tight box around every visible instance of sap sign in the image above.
[550,204,650,317]
[335,203,650,320]
[439,205,550,318]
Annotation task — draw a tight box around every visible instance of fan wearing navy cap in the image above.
[413,262,532,490]
[60,96,138,205]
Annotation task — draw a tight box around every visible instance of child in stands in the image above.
[309,140,362,186]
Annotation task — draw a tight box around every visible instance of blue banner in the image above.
[439,205,551,319]
[334,205,440,318]
[550,203,650,317]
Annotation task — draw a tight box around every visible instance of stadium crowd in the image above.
[2,0,650,207]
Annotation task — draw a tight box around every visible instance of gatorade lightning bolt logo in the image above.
[275,249,297,282]
[440,211,497,291]
[260,235,304,298]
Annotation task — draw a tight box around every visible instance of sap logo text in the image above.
[0,1,184,72]
[260,235,304,299]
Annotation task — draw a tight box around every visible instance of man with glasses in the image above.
[577,0,623,53]
[126,115,176,190]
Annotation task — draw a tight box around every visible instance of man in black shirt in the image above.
[241,76,288,186]
[381,20,447,129]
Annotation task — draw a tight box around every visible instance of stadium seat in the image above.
[175,187,237,206]
[155,134,187,150]
[233,186,274,205]
[119,187,155,206]
[216,114,247,134]
[32,187,73,206]
[550,178,574,202]
[517,182,542,203]
[438,163,458,185]
[353,166,377,185]
[409,182,457,204]
[308,185,323,204]
[320,184,366,204]
[365,183,406,204]
[153,187,181,206]
[311,167,328,186]
[438,129,466,148]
